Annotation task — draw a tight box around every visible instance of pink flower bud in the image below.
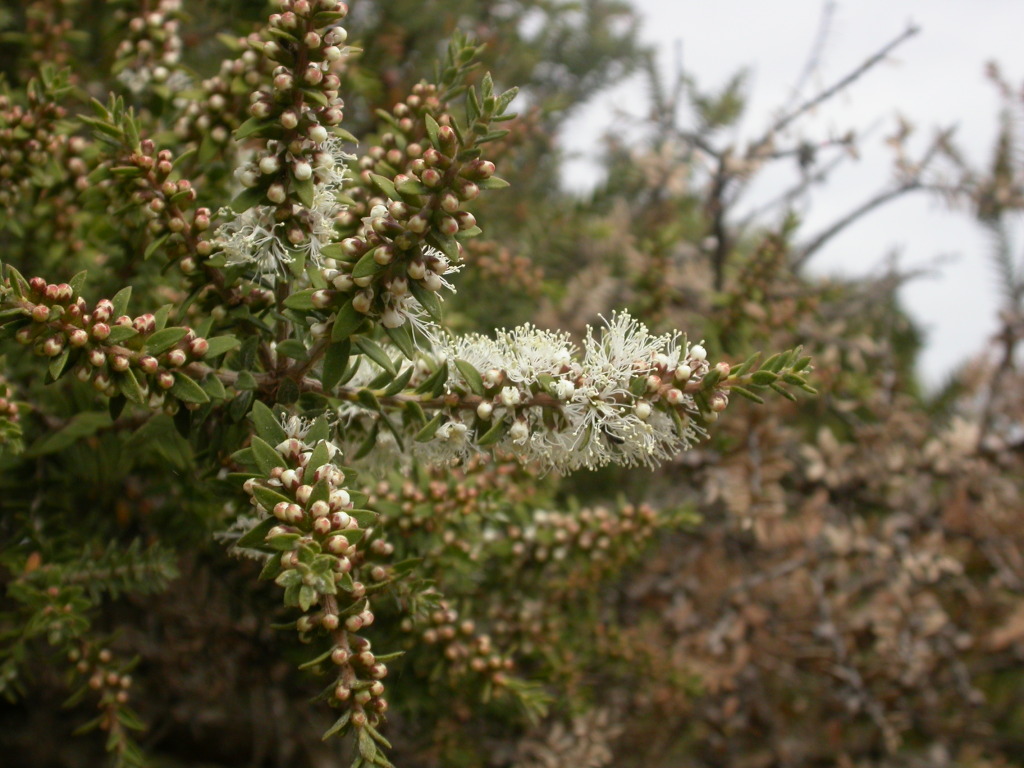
[189,338,209,358]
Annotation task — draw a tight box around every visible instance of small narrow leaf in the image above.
[204,335,240,358]
[383,322,416,360]
[354,336,396,376]
[145,327,189,355]
[169,372,210,404]
[454,359,484,395]
[251,400,288,444]
[332,300,364,342]
[283,288,317,310]
[249,435,283,475]
[414,412,444,442]
[236,517,278,550]
[369,173,398,199]
[476,418,508,446]
[110,286,132,318]
[321,340,351,391]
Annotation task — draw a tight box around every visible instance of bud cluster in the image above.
[0,80,71,209]
[109,137,214,274]
[401,599,514,688]
[18,0,78,78]
[364,457,543,563]
[239,416,392,738]
[493,504,661,591]
[113,0,185,95]
[0,372,21,450]
[5,274,213,413]
[464,239,544,296]
[172,45,262,157]
[64,642,142,751]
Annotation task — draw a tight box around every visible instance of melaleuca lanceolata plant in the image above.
[0,1,815,766]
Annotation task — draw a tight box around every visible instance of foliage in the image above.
[0,1,1020,768]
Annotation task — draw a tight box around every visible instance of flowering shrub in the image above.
[0,1,814,766]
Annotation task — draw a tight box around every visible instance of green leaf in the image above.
[118,368,145,404]
[201,375,227,400]
[414,412,444,442]
[369,173,398,199]
[251,484,291,514]
[354,336,396,376]
[426,231,459,262]
[424,113,440,148]
[298,585,317,612]
[762,352,784,372]
[322,711,351,740]
[106,325,138,344]
[234,116,269,141]
[269,532,301,552]
[204,335,240,358]
[169,372,210,404]
[476,418,508,446]
[381,366,414,397]
[409,280,442,322]
[750,370,778,386]
[306,442,331,475]
[277,339,308,360]
[357,388,381,412]
[111,286,132,318]
[331,299,364,342]
[298,646,338,671]
[351,249,387,280]
[395,177,429,196]
[358,727,376,762]
[414,364,448,397]
[154,304,172,332]
[145,327,188,355]
[251,400,288,444]
[309,478,331,507]
[321,339,351,391]
[733,352,761,377]
[284,288,317,310]
[230,185,265,213]
[69,270,87,296]
[477,175,510,189]
[236,371,258,391]
[307,414,330,444]
[383,322,415,360]
[769,381,798,402]
[454,359,484,395]
[47,347,70,381]
[729,385,764,404]
[144,233,170,260]
[249,435,283,476]
[237,517,279,550]
[294,174,315,208]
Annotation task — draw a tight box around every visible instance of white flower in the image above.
[216,205,294,276]
[500,387,522,407]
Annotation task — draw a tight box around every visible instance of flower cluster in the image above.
[333,312,715,472]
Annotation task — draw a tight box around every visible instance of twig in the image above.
[756,24,920,150]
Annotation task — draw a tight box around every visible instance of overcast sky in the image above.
[561,0,1024,386]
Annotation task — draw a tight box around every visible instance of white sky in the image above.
[561,0,1024,385]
